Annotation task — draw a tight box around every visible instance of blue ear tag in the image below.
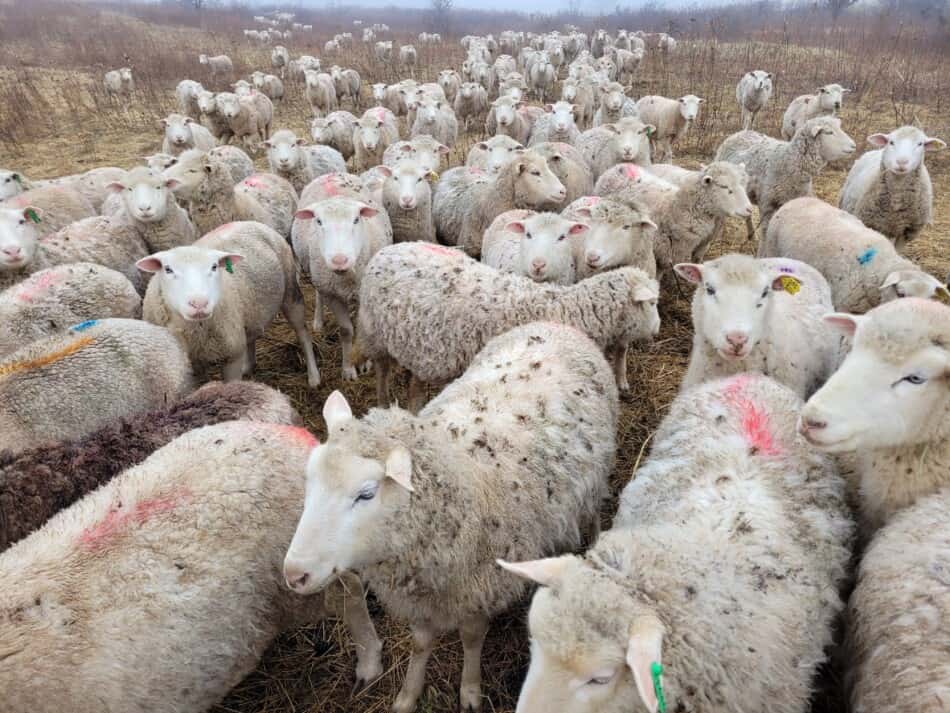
[224,257,234,274]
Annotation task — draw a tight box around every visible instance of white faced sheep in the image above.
[635,94,703,163]
[292,198,393,380]
[284,321,618,712]
[503,372,853,713]
[529,141,594,211]
[838,125,946,250]
[762,197,947,313]
[454,82,490,132]
[383,135,450,174]
[466,134,524,175]
[215,91,273,152]
[0,421,382,713]
[528,52,557,103]
[358,242,659,404]
[0,170,36,201]
[1,184,94,235]
[736,70,773,130]
[271,44,290,77]
[399,44,418,78]
[330,65,362,109]
[481,209,588,284]
[353,108,400,172]
[716,115,856,238]
[143,153,178,173]
[105,167,196,252]
[250,71,285,102]
[374,40,393,62]
[560,77,596,128]
[576,117,655,182]
[410,98,459,148]
[438,69,462,103]
[487,96,543,145]
[0,318,192,455]
[160,113,217,156]
[264,129,347,194]
[377,160,437,244]
[615,47,644,85]
[198,53,234,79]
[592,82,639,127]
[195,90,232,144]
[103,67,134,104]
[782,83,849,139]
[800,298,950,533]
[499,72,529,103]
[175,79,204,119]
[310,111,358,161]
[528,102,582,146]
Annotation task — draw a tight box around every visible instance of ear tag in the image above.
[12,174,22,185]
[651,662,667,713]
[26,208,41,224]
[224,257,234,274]
[429,171,440,182]
[780,276,800,295]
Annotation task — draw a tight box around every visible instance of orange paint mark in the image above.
[0,335,95,379]
[721,375,782,456]
[79,488,192,550]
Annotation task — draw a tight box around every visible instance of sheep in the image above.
[292,198,393,379]
[716,115,856,238]
[800,298,950,532]
[592,82,639,127]
[377,160,437,244]
[0,380,298,551]
[615,47,644,85]
[353,107,400,172]
[143,152,178,172]
[560,195,657,280]
[358,242,660,402]
[371,82,388,106]
[846,489,950,713]
[382,135,450,173]
[0,318,192,455]
[264,129,347,194]
[163,150,298,239]
[399,44,418,78]
[403,83,447,129]
[231,79,254,97]
[453,82,490,132]
[374,40,394,62]
[330,65,362,108]
[528,102,582,146]
[504,372,853,713]
[499,72,529,103]
[466,134,524,175]
[175,79,204,119]
[488,97,544,145]
[528,52,557,103]
[0,263,141,357]
[139,221,318,385]
[271,44,290,77]
[209,144,255,184]
[198,53,234,78]
[635,94,703,163]
[560,77,596,128]
[838,126,946,250]
[438,69,462,104]
[431,166,493,245]
[762,197,947,312]
[103,67,134,102]
[298,172,367,209]
[782,83,849,139]
[215,91,274,152]
[160,112,217,156]
[410,98,459,148]
[736,70,773,130]
[310,110,358,161]
[1,184,94,235]
[104,167,196,252]
[0,170,36,201]
[675,253,840,399]
[530,141,594,211]
[576,117,654,182]
[250,71,285,101]
[196,90,232,143]
[0,421,383,712]
[481,209,588,284]
[283,321,618,712]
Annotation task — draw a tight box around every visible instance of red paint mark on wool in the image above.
[468,167,484,175]
[584,195,601,206]
[16,271,61,302]
[376,108,386,122]
[420,243,457,257]
[79,488,192,550]
[243,175,264,188]
[273,424,320,449]
[721,375,782,456]
[622,164,640,180]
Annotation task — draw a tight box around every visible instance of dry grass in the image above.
[0,2,947,712]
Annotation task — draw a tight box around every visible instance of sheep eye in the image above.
[315,218,323,226]
[211,264,218,272]
[354,482,379,503]
[164,266,173,275]
[901,374,926,385]
[889,140,895,145]
[558,234,566,241]
[760,287,770,299]
[18,219,25,225]
[705,285,716,296]
[525,232,533,239]
[353,217,360,224]
[587,676,612,686]
[531,170,541,176]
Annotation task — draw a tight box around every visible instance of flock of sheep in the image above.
[0,15,948,713]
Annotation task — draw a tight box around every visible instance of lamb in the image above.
[592,82,638,127]
[762,197,946,312]
[383,135,450,173]
[399,44,418,78]
[676,254,840,399]
[353,108,401,172]
[438,69,462,104]
[292,198,392,379]
[378,160,437,244]
[782,83,849,139]
[0,263,141,357]
[560,77,596,128]
[529,141,594,211]
[264,129,347,193]
[0,380,298,551]
[175,79,204,119]
[487,96,543,145]
[283,321,618,712]
[105,167,197,252]
[716,115,856,238]
[198,53,234,78]
[330,65,361,108]
[453,82,490,132]
[736,70,773,130]
[846,488,950,713]
[196,90,232,143]
[358,242,660,402]
[139,221,319,386]
[310,110,358,161]
[0,318,192,455]
[838,126,946,250]
[529,102,582,146]
[481,209,588,284]
[0,421,382,712]
[160,113,217,156]
[635,94,703,163]
[250,71,285,102]
[163,149,298,239]
[504,372,853,713]
[576,117,655,183]
[466,134,524,174]
[800,298,950,532]
[271,44,290,77]
[215,91,273,152]
[1,184,95,234]
[103,67,134,102]
[560,195,657,279]
[410,98,459,148]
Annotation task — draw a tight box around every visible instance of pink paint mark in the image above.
[721,375,782,456]
[583,195,601,206]
[11,195,28,208]
[79,488,192,550]
[272,424,320,449]
[420,243,458,257]
[622,164,640,180]
[15,271,61,302]
[376,108,386,122]
[469,167,484,175]
[243,175,264,188]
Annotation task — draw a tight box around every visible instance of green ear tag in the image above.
[26,208,40,224]
[651,662,667,713]
[224,257,234,274]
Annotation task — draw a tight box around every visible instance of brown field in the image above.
[0,2,947,712]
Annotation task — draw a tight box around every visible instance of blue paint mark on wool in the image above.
[70,320,99,332]
[857,248,878,265]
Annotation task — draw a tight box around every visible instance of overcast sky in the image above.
[295,0,633,12]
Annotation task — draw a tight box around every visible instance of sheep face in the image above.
[513,154,567,206]
[294,198,378,273]
[356,119,384,151]
[162,151,211,199]
[265,134,306,172]
[231,80,253,97]
[561,81,579,102]
[196,91,217,114]
[677,95,703,122]
[808,117,856,162]
[310,118,333,145]
[748,71,772,94]
[509,213,585,283]
[109,170,172,223]
[701,163,754,219]
[475,137,524,174]
[119,67,133,82]
[215,92,242,119]
[867,126,946,176]
[491,97,521,127]
[577,206,656,274]
[607,119,653,163]
[817,83,848,112]
[250,71,266,88]
[879,270,950,303]
[162,114,197,150]
[379,162,433,211]
[0,206,41,270]
[0,171,25,201]
[600,84,626,113]
[546,102,578,134]
[800,300,950,452]
[371,83,387,103]
[416,98,443,125]
[136,246,243,321]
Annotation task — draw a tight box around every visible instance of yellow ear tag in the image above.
[428,171,440,182]
[780,275,801,295]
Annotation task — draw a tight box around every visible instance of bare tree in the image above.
[827,0,858,19]
[431,0,453,33]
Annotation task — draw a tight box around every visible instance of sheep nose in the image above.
[331,254,349,269]
[284,565,310,591]
[896,158,909,167]
[188,297,209,310]
[801,416,827,432]
[725,332,748,350]
[2,246,21,257]
[400,196,414,208]
[834,102,841,109]
[531,258,546,272]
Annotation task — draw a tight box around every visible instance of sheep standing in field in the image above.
[378,160,437,244]
[175,79,204,119]
[0,421,382,713]
[0,318,192,455]
[215,91,273,152]
[250,71,285,102]
[196,91,233,144]
[139,221,319,386]
[481,209,588,284]
[271,44,290,77]
[264,129,346,194]
[103,67,134,104]
[399,44,418,78]
[716,115,856,238]
[838,126,946,250]
[782,83,849,139]
[310,111,358,161]
[383,135,450,173]
[615,47,644,84]
[800,298,950,532]
[561,77,596,129]
[358,242,660,402]
[529,102,582,146]
[198,53,234,80]
[292,198,392,379]
[106,167,196,252]
[283,322,618,712]
[635,94,703,163]
[576,117,654,182]
[846,489,950,713]
[487,97,543,145]
[530,141,594,211]
[592,82,638,127]
[330,66,362,109]
[466,134,524,174]
[438,69,462,104]
[374,40,393,63]
[736,70,773,130]
[762,197,947,312]
[505,372,853,713]
[561,195,657,280]
[528,52,557,103]
[0,381,298,551]
[0,263,141,357]
[353,108,400,172]
[676,254,840,399]
[454,82,489,132]
[410,98,458,148]
[160,113,217,156]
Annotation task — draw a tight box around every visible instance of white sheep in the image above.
[195,90,232,143]
[175,79,204,119]
[438,69,462,103]
[198,53,234,78]
[105,166,196,252]
[160,113,217,156]
[353,107,401,172]
[310,111,358,161]
[377,160,437,244]
[529,141,595,211]
[782,83,849,139]
[592,82,638,127]
[635,94,703,163]
[800,298,950,532]
[504,372,853,713]
[615,47,644,84]
[374,40,393,62]
[230,79,253,97]
[576,117,654,182]
[481,209,588,284]
[0,183,95,235]
[560,195,657,280]
[283,321,618,711]
[382,135,450,174]
[250,71,284,101]
[453,82,490,132]
[209,144,255,184]
[487,96,543,145]
[528,102,582,146]
[736,70,773,130]
[466,134,524,174]
[0,170,35,201]
[271,44,290,77]
[103,67,134,103]
[410,98,459,148]
[264,129,347,193]
[139,221,319,386]
[561,77,596,128]
[215,91,273,152]
[330,65,361,108]
[399,44,418,78]
[528,52,557,103]
[838,125,946,250]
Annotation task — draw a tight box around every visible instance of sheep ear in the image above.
[216,252,243,269]
[375,165,393,178]
[544,104,554,112]
[262,140,273,149]
[496,556,571,588]
[506,221,526,234]
[626,615,665,713]
[438,144,450,155]
[823,313,865,337]
[809,122,824,138]
[568,223,588,236]
[935,285,950,304]
[574,207,592,218]
[359,205,379,218]
[106,181,126,194]
[385,446,414,492]
[323,390,353,431]
[136,254,165,273]
[639,218,658,231]
[866,133,889,148]
[295,138,307,146]
[633,282,659,302]
[476,142,489,150]
[165,178,181,189]
[924,137,947,152]
[674,263,703,284]
[294,208,316,220]
[22,206,42,223]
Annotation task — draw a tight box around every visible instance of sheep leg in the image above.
[283,297,321,388]
[745,214,756,243]
[327,296,357,380]
[407,373,427,413]
[222,351,246,382]
[376,355,394,407]
[333,571,384,689]
[312,291,325,332]
[611,345,630,392]
[392,623,436,713]
[459,614,490,712]
[244,336,257,376]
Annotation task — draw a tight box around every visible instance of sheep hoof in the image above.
[459,685,482,712]
[342,365,358,380]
